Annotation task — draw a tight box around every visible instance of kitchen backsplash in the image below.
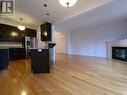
[0,42,23,48]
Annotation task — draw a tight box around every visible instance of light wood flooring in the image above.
[0,54,127,95]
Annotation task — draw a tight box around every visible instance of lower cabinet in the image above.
[9,48,25,60]
[0,49,9,70]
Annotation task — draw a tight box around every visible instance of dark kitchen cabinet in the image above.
[0,24,37,42]
[0,24,23,42]
[9,48,25,60]
[0,49,9,70]
[0,30,3,38]
[40,22,52,41]
[25,28,37,37]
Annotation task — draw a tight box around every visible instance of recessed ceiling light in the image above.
[46,13,50,16]
[44,4,47,7]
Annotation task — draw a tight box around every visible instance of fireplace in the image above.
[112,47,127,62]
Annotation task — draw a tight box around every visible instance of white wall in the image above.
[70,21,127,57]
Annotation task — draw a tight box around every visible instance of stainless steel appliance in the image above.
[25,36,36,58]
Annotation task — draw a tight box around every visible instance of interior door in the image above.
[55,32,68,54]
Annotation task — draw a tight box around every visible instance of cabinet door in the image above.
[0,24,10,41]
[9,48,25,60]
[0,30,3,38]
[0,24,22,42]
[0,49,9,70]
[9,29,22,42]
[25,28,37,37]
[41,22,52,41]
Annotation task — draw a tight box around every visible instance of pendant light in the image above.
[59,0,77,7]
[17,18,26,31]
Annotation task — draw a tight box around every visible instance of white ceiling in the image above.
[0,0,113,28]
[55,0,127,32]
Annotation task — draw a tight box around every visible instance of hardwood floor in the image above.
[0,54,127,95]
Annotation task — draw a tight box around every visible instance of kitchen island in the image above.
[31,43,56,74]
[31,48,54,73]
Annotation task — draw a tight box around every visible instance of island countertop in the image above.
[29,48,48,50]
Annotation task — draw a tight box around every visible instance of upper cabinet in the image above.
[0,24,23,42]
[25,28,37,37]
[40,22,52,41]
[0,24,37,42]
